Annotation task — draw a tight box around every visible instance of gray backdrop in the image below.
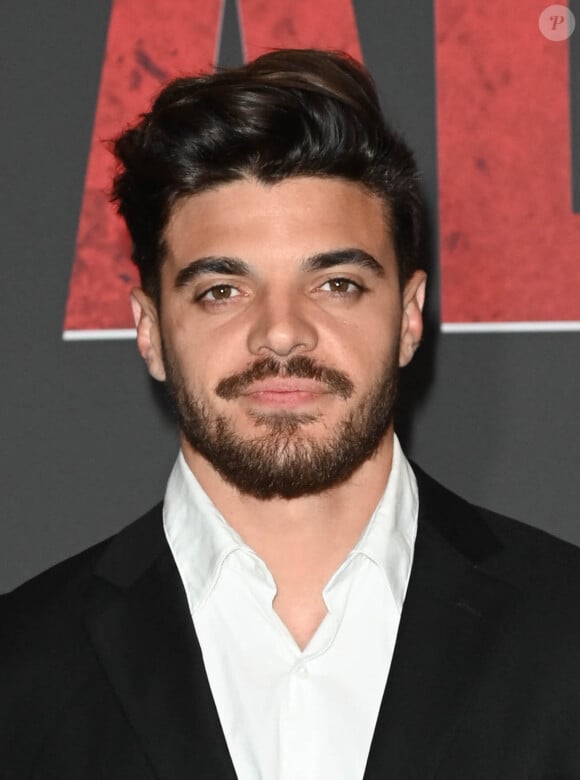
[2,0,579,592]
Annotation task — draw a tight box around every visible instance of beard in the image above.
[163,349,399,500]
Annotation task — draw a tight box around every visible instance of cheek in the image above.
[172,334,246,396]
[328,307,400,359]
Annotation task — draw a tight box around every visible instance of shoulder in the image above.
[413,462,580,609]
[0,536,112,684]
[1,500,161,641]
[0,504,164,702]
[2,501,165,605]
[2,501,160,614]
[0,538,108,740]
[473,502,580,616]
[0,502,165,770]
[411,464,580,720]
[477,501,580,571]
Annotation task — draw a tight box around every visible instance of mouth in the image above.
[215,355,355,403]
[242,380,330,408]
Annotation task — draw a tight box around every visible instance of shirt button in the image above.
[294,664,309,679]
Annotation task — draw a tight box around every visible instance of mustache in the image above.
[215,356,354,400]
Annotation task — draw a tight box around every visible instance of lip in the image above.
[242,380,330,407]
[244,379,329,395]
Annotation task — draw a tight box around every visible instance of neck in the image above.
[181,428,395,648]
[181,428,395,547]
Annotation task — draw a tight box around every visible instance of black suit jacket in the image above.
[3,466,580,779]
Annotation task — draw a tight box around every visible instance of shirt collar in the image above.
[163,435,418,616]
[345,435,418,611]
[163,451,251,614]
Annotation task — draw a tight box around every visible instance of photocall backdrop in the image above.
[1,0,579,591]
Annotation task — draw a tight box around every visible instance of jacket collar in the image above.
[85,503,237,780]
[363,465,514,779]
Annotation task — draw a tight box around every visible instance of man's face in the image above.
[133,177,425,499]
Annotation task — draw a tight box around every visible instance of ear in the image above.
[398,271,427,368]
[130,288,167,382]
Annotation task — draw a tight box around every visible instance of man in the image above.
[2,49,580,779]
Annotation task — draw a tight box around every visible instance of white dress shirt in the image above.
[163,435,418,780]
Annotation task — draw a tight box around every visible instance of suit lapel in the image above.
[364,469,515,780]
[85,504,237,780]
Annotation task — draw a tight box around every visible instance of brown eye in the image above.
[321,278,360,295]
[198,284,241,303]
[211,285,234,299]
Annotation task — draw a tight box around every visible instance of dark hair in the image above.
[112,49,424,302]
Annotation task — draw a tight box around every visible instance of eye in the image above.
[196,284,241,303]
[319,277,363,295]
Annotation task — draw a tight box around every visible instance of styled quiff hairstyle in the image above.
[112,49,423,303]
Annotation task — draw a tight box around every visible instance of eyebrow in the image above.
[301,248,385,278]
[174,257,251,289]
[173,247,385,289]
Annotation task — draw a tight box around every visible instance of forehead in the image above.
[164,176,394,270]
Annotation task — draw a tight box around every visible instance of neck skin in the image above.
[180,426,395,649]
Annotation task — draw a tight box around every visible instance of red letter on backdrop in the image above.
[65,0,580,334]
[436,0,580,327]
[63,0,361,335]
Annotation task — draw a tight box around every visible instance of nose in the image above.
[246,289,318,357]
